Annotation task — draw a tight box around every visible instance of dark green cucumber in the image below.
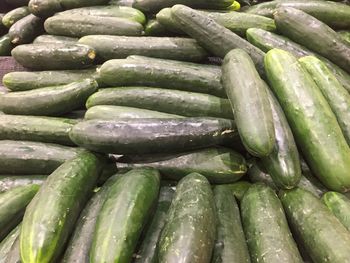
[156,8,183,34]
[280,188,350,262]
[85,105,183,120]
[246,28,350,93]
[33,34,77,44]
[171,5,266,75]
[11,43,95,70]
[248,161,278,190]
[85,87,233,119]
[99,58,225,97]
[0,185,39,241]
[0,79,98,116]
[0,175,45,193]
[0,34,13,56]
[144,19,171,36]
[117,147,247,183]
[45,14,143,38]
[134,186,175,263]
[299,56,350,145]
[79,35,208,62]
[0,224,20,263]
[222,49,274,157]
[2,7,30,28]
[265,49,350,192]
[8,14,44,45]
[20,152,103,263]
[158,173,215,263]
[90,168,160,263]
[69,118,237,154]
[0,140,84,175]
[225,181,251,201]
[322,192,350,232]
[212,185,251,263]
[241,183,303,263]
[274,7,350,73]
[339,30,350,44]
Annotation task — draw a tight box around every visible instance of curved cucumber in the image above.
[322,192,350,232]
[8,14,44,45]
[0,224,20,263]
[0,34,13,56]
[2,7,30,28]
[33,34,78,44]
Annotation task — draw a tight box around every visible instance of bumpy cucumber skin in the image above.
[322,192,350,232]
[8,14,44,45]
[241,184,303,263]
[265,49,350,192]
[280,188,350,263]
[0,224,20,263]
[0,175,45,193]
[0,34,13,56]
[90,168,160,263]
[33,34,77,44]
[2,7,30,28]
[158,173,216,263]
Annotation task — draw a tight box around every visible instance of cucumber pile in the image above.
[0,0,350,262]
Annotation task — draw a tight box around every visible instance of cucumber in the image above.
[85,87,233,119]
[222,49,274,157]
[156,8,183,34]
[0,224,20,263]
[45,14,143,38]
[20,151,103,263]
[265,49,350,192]
[69,118,238,154]
[144,19,171,36]
[0,34,13,56]
[0,79,98,116]
[248,161,278,190]
[99,58,225,97]
[8,14,44,45]
[339,30,350,44]
[0,140,84,175]
[171,5,266,75]
[274,7,350,74]
[0,185,39,241]
[280,188,350,263]
[299,56,350,145]
[241,183,303,263]
[79,35,208,62]
[33,34,77,44]
[2,7,30,28]
[226,181,252,201]
[0,175,45,193]
[246,28,350,93]
[0,14,7,35]
[212,185,251,263]
[0,114,77,145]
[134,186,175,263]
[322,192,350,232]
[85,105,183,120]
[117,147,247,183]
[11,43,95,70]
[90,168,160,263]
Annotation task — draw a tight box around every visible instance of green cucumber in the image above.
[134,186,175,263]
[222,49,274,157]
[280,188,350,263]
[8,14,44,45]
[212,185,251,263]
[20,151,103,263]
[322,192,350,232]
[265,49,350,192]
[117,147,247,183]
[0,34,13,56]
[33,34,77,44]
[144,19,171,36]
[248,161,278,190]
[0,14,7,35]
[45,14,143,38]
[2,7,30,28]
[85,87,233,119]
[0,224,20,263]
[0,185,39,241]
[299,56,350,145]
[79,35,208,62]
[11,43,95,70]
[0,140,84,175]
[0,79,98,116]
[156,8,183,34]
[171,5,266,75]
[339,30,350,44]
[274,7,350,73]
[85,105,183,120]
[99,58,225,97]
[90,168,160,263]
[241,183,303,263]
[246,28,350,93]
[225,181,252,201]
[69,118,237,154]
[0,175,45,193]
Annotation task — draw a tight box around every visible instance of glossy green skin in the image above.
[280,188,350,263]
[0,175,45,193]
[222,49,274,157]
[144,19,170,36]
[0,34,13,56]
[90,168,160,263]
[8,14,44,45]
[158,173,216,263]
[274,7,350,74]
[0,79,98,116]
[299,56,350,145]
[246,28,350,93]
[265,49,350,192]
[322,192,350,232]
[0,224,20,263]
[212,185,251,263]
[171,5,266,75]
[339,30,350,44]
[99,58,225,97]
[20,152,103,263]
[33,34,77,44]
[0,185,39,242]
[225,181,251,201]
[2,7,30,28]
[241,184,303,263]
[134,186,174,263]
[70,118,238,154]
[117,147,247,183]
[86,87,233,119]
